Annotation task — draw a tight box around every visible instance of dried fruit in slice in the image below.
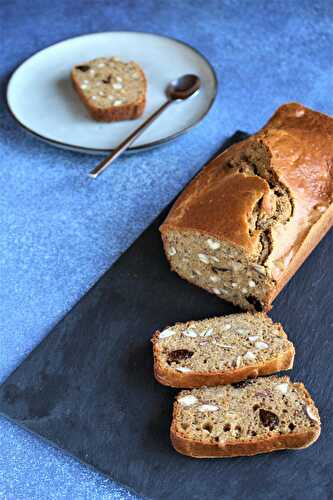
[259,409,279,429]
[167,349,194,365]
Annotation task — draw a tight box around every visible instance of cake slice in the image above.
[171,376,321,457]
[71,57,147,121]
[152,313,294,388]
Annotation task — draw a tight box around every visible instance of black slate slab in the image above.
[0,133,332,500]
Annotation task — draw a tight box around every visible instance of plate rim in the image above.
[6,30,218,154]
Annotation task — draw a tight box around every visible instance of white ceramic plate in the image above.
[7,32,217,154]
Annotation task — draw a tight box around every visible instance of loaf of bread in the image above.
[152,313,294,387]
[71,57,146,121]
[160,103,333,311]
[171,375,321,458]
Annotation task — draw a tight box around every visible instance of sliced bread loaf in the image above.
[160,103,333,312]
[171,376,321,457]
[71,57,146,121]
[152,313,294,388]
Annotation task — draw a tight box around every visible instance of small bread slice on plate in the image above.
[71,57,147,121]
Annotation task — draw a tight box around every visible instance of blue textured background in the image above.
[1,0,332,498]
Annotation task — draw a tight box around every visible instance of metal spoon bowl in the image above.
[89,74,201,178]
[166,74,201,100]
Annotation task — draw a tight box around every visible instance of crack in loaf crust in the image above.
[160,103,333,311]
[170,376,321,458]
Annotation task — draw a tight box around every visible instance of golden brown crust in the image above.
[267,201,333,302]
[170,383,321,458]
[71,66,147,122]
[160,147,267,254]
[170,425,320,457]
[152,331,295,388]
[160,102,333,310]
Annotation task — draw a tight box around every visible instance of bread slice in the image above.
[171,376,321,458]
[152,313,294,388]
[71,57,147,121]
[160,103,333,312]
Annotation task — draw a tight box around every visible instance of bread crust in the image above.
[267,201,333,303]
[152,323,295,388]
[160,103,333,310]
[153,344,294,388]
[71,65,147,122]
[170,426,320,457]
[170,383,321,457]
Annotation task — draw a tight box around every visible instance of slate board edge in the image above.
[0,409,150,499]
[0,132,248,500]
[0,131,248,388]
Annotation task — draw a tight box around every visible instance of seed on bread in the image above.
[183,329,198,338]
[305,405,319,422]
[207,239,221,250]
[198,253,209,264]
[243,351,256,361]
[178,395,198,406]
[159,328,176,339]
[255,341,269,350]
[201,328,213,337]
[275,382,289,394]
[198,404,219,412]
[176,366,192,373]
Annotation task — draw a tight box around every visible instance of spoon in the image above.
[89,74,201,179]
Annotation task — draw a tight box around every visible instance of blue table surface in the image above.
[1,0,332,498]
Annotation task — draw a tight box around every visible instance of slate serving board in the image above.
[0,133,332,500]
